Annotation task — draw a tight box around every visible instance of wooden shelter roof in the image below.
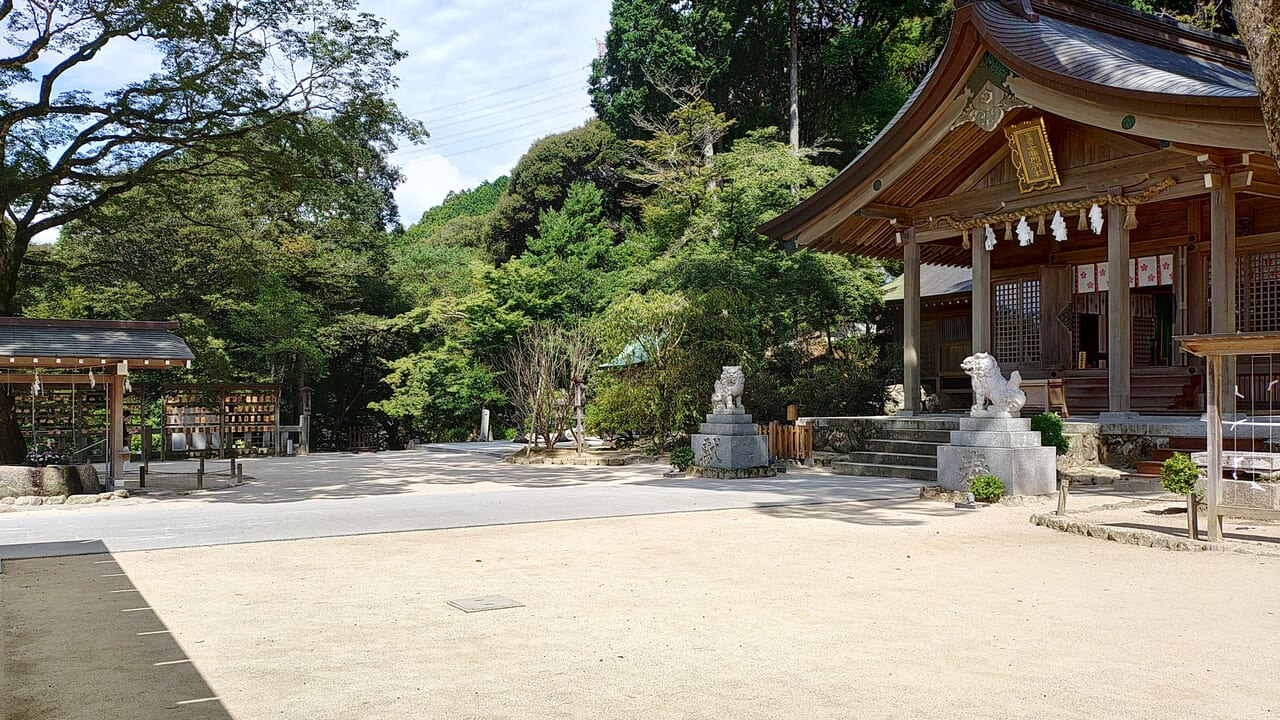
[1175,333,1280,358]
[0,318,195,369]
[758,0,1267,262]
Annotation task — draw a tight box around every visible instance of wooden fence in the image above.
[758,421,813,462]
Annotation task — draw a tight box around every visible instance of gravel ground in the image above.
[4,494,1277,719]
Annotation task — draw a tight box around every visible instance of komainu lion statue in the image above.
[711,365,746,413]
[961,352,1026,416]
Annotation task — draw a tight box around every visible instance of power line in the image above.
[399,119,591,165]
[415,110,592,153]
[411,105,591,151]
[403,64,591,115]
[419,82,589,129]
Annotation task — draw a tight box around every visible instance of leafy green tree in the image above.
[0,0,421,314]
[590,0,949,165]
[486,120,629,260]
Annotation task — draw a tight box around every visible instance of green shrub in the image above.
[1160,452,1202,496]
[1031,412,1070,456]
[669,446,694,470]
[969,474,1006,503]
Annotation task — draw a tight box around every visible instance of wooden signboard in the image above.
[1004,117,1061,194]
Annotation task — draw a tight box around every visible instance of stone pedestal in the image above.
[692,411,770,473]
[937,416,1056,496]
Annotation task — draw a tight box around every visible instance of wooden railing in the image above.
[758,421,813,462]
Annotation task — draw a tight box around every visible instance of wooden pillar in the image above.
[970,227,991,354]
[903,229,921,413]
[109,374,125,482]
[1206,354,1224,542]
[1210,184,1237,415]
[1106,203,1131,413]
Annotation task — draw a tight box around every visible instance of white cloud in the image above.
[393,152,466,225]
[375,0,612,216]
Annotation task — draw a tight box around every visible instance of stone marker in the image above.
[691,366,772,478]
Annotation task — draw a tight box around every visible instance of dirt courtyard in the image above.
[4,497,1278,719]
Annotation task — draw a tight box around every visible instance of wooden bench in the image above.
[1021,378,1069,417]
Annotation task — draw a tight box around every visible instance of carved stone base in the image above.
[937,416,1056,496]
[687,465,777,479]
[692,411,770,470]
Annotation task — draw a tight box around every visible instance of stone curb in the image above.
[0,489,130,508]
[1029,512,1280,557]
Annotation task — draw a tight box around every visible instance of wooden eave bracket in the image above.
[1232,170,1280,199]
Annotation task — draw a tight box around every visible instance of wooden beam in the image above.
[1239,231,1280,249]
[1107,202,1131,413]
[860,203,912,220]
[1048,236,1194,265]
[903,229,921,413]
[913,150,1191,219]
[1231,170,1280,199]
[1210,183,1236,415]
[971,227,991,356]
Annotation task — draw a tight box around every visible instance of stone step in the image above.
[863,438,941,456]
[873,418,960,431]
[871,428,953,444]
[847,451,936,468]
[831,461,936,481]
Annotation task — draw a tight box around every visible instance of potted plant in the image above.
[1160,452,1202,540]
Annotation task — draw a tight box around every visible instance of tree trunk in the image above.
[0,388,28,464]
[789,0,800,153]
[1236,0,1280,174]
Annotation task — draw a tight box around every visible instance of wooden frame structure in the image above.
[760,0,1278,417]
[156,384,282,457]
[1177,332,1280,541]
[0,318,194,482]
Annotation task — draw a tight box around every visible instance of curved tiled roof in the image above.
[975,2,1255,100]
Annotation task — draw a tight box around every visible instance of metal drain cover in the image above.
[447,595,524,613]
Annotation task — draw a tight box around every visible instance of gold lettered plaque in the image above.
[1004,117,1061,194]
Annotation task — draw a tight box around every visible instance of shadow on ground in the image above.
[141,451,644,505]
[1107,521,1280,545]
[635,474,948,525]
[1,543,232,719]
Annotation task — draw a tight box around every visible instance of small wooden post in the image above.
[1057,475,1069,516]
[1186,493,1199,540]
[138,466,146,488]
[236,463,243,483]
[197,455,205,489]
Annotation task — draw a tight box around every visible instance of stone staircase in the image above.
[830,417,959,482]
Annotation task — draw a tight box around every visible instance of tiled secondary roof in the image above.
[0,318,194,362]
[883,265,973,303]
[974,2,1255,98]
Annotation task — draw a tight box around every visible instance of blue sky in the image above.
[378,0,614,225]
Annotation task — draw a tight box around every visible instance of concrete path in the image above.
[0,449,921,559]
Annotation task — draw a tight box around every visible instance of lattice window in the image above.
[993,278,1041,364]
[1237,250,1280,332]
[941,315,971,342]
